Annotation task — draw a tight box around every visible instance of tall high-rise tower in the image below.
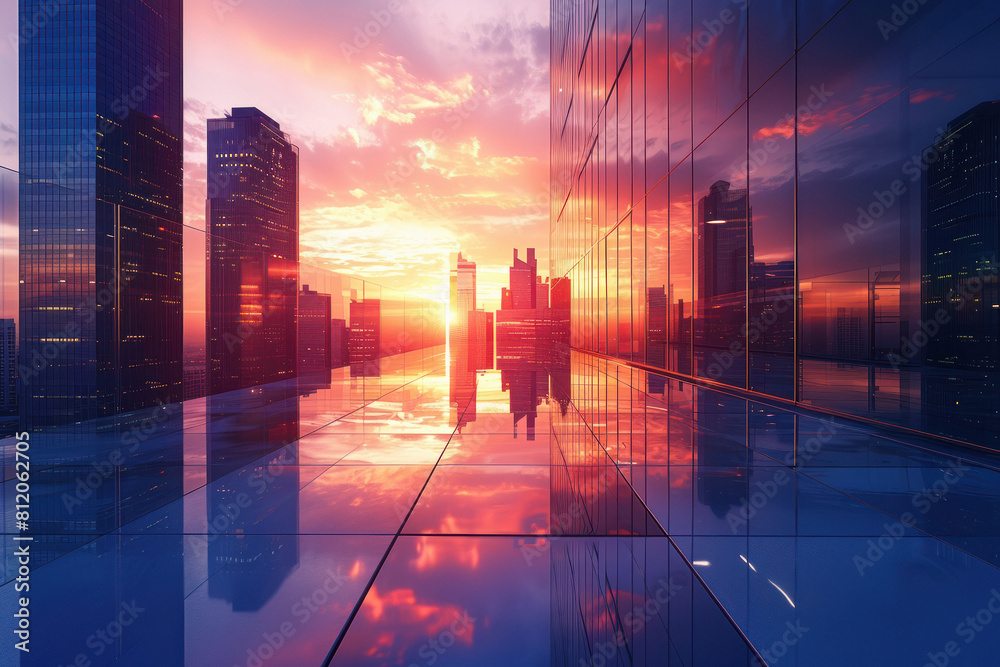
[19,0,184,428]
[1,319,15,410]
[207,107,299,393]
[923,102,1000,370]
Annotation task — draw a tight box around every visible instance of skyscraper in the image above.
[509,248,538,309]
[468,309,494,371]
[697,180,752,350]
[331,318,349,368]
[299,285,332,373]
[1,319,15,410]
[349,298,381,364]
[449,253,478,422]
[922,102,1000,370]
[207,107,299,394]
[19,0,184,429]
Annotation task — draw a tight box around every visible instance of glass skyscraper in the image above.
[19,0,184,429]
[922,101,1000,371]
[551,0,1000,449]
[207,107,299,394]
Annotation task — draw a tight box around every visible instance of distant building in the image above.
[331,318,349,368]
[468,310,494,371]
[509,248,538,309]
[450,253,478,342]
[349,299,381,363]
[501,288,513,310]
[536,277,550,310]
[835,307,865,360]
[497,248,552,366]
[923,101,1000,370]
[1,319,16,410]
[183,366,207,401]
[207,107,299,394]
[449,253,480,424]
[299,285,332,373]
[697,180,751,348]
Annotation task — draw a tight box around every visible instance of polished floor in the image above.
[2,347,1000,666]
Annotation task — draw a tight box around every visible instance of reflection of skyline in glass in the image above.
[552,0,1000,448]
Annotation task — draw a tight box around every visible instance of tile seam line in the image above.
[14,361,445,581]
[576,348,1000,463]
[320,375,480,666]
[560,380,770,666]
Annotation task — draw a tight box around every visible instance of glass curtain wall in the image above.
[551,0,1000,450]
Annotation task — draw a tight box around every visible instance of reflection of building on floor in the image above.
[207,382,300,611]
[449,253,482,429]
[450,333,478,431]
[494,248,572,437]
[208,448,300,612]
[501,369,544,440]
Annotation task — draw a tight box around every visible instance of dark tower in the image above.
[19,0,184,429]
[207,107,299,393]
[922,102,1000,370]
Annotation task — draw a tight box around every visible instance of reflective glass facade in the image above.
[551,0,1000,450]
[19,0,184,429]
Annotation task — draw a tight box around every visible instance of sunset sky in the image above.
[0,0,551,331]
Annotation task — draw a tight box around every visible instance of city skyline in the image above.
[0,0,551,317]
[3,1,1000,665]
